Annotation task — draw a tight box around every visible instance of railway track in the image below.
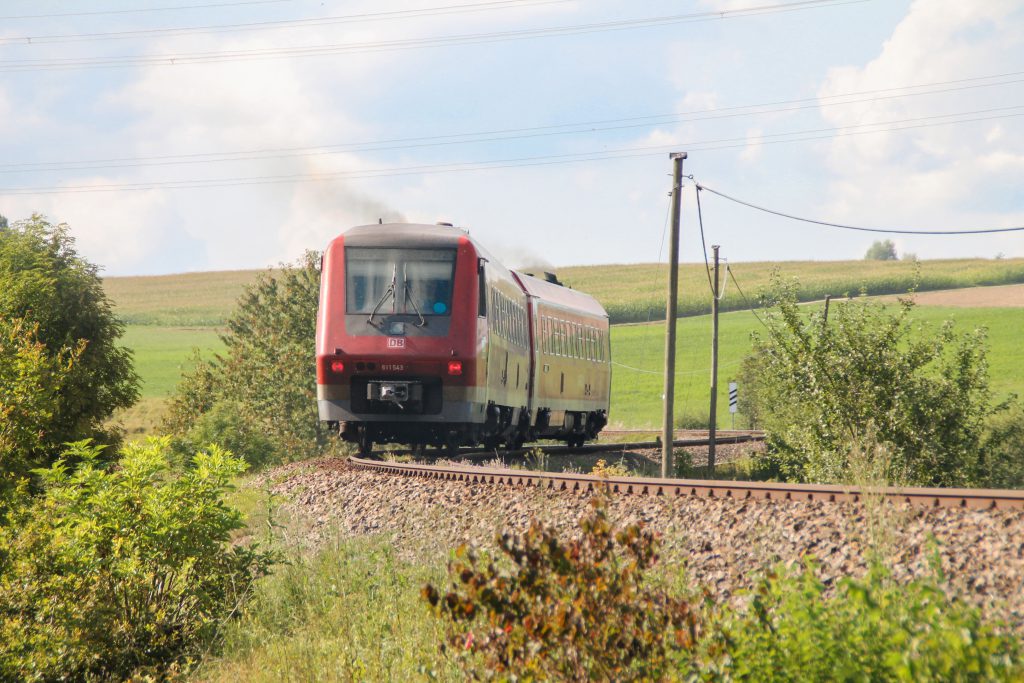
[378,433,763,461]
[349,451,1024,511]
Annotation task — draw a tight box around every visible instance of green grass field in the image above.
[122,326,225,398]
[103,260,1024,433]
[610,305,1024,429]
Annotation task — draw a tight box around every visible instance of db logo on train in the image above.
[387,337,406,349]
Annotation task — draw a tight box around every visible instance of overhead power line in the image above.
[0,0,292,21]
[0,0,573,45]
[0,0,869,72]
[1,104,1021,196]
[3,70,1021,174]
[696,183,1024,235]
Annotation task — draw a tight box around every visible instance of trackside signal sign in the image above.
[728,382,738,414]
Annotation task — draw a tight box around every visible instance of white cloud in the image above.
[2,0,580,274]
[817,0,1024,256]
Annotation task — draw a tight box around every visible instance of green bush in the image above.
[165,252,333,467]
[171,399,277,470]
[0,438,274,680]
[423,496,698,681]
[982,404,1024,488]
[698,559,1022,681]
[743,277,998,486]
[0,215,139,459]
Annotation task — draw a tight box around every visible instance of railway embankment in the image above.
[259,456,1024,629]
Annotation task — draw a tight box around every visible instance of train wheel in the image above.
[483,435,501,451]
[445,433,461,458]
[358,434,374,458]
[411,443,426,459]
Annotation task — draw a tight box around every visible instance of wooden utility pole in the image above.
[662,152,686,478]
[708,244,721,475]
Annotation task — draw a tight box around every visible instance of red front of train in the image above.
[316,222,610,455]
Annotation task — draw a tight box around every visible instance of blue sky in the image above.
[0,0,1022,275]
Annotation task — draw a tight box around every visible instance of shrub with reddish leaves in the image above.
[423,496,698,681]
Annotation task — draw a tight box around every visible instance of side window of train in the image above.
[478,267,487,317]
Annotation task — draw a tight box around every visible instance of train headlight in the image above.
[330,360,345,373]
[447,360,463,376]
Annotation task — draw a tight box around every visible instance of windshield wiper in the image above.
[403,279,427,328]
[366,264,397,327]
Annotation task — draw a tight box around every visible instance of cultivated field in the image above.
[104,259,1024,434]
[105,258,1024,326]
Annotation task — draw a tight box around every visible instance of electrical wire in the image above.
[695,184,717,296]
[3,103,1021,196]
[696,182,1024,235]
[0,0,573,45]
[726,266,769,329]
[0,0,292,21]
[0,0,870,72]
[8,68,1024,174]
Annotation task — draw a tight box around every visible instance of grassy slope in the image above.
[104,260,1024,432]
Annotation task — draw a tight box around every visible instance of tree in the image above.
[864,239,897,260]
[742,277,999,487]
[0,215,138,464]
[0,214,8,230]
[0,319,82,504]
[165,251,330,465]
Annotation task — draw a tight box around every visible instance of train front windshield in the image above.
[346,247,456,316]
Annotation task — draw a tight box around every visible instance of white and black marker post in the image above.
[729,381,738,429]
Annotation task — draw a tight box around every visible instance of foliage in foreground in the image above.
[421,496,1021,682]
[165,252,333,468]
[0,439,273,681]
[0,215,139,485]
[702,558,1021,682]
[741,277,1004,487]
[424,496,699,681]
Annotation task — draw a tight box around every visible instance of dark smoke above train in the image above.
[316,222,611,455]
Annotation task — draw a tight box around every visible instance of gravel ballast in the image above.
[261,456,1024,628]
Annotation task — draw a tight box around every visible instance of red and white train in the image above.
[315,222,611,455]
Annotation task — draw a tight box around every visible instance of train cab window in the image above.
[346,247,455,316]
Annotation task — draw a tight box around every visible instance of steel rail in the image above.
[348,457,1024,510]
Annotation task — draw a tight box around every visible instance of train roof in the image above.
[513,271,608,319]
[340,222,469,248]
